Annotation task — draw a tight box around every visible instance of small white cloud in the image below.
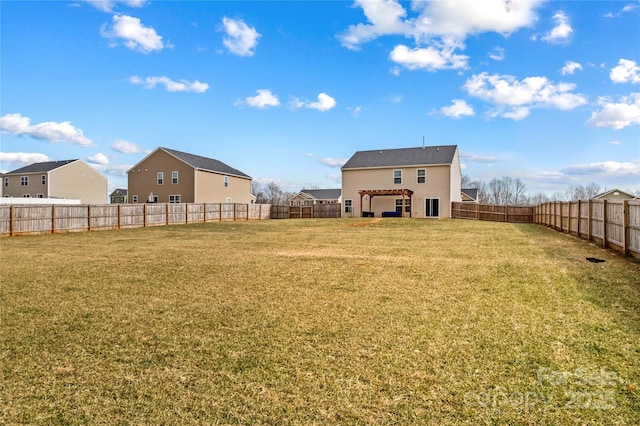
[610,59,640,84]
[610,140,621,145]
[1,113,93,146]
[236,89,280,109]
[460,152,502,163]
[561,161,639,177]
[326,173,341,183]
[0,152,52,165]
[307,93,337,112]
[320,157,348,167]
[88,153,110,165]
[221,17,260,57]
[101,14,164,53]
[112,139,144,154]
[542,11,572,44]
[588,93,640,130]
[488,47,505,61]
[348,106,362,117]
[389,42,469,72]
[440,99,474,118]
[390,66,401,76]
[561,60,582,75]
[288,96,305,110]
[604,3,639,18]
[129,75,209,93]
[84,0,146,13]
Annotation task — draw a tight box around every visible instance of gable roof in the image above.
[300,189,341,200]
[593,188,635,199]
[137,147,251,179]
[342,145,457,169]
[110,188,128,196]
[5,159,77,175]
[461,188,478,200]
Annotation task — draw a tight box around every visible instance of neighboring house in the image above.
[289,189,342,206]
[341,145,462,218]
[127,147,253,204]
[461,188,479,203]
[110,188,128,204]
[3,159,108,204]
[593,189,635,201]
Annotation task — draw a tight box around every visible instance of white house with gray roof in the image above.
[341,145,462,218]
[289,189,342,206]
[127,147,253,204]
[3,159,108,203]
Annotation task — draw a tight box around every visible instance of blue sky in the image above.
[1,0,639,197]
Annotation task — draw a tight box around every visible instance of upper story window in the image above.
[417,169,426,184]
[41,175,46,185]
[393,170,402,185]
[224,176,229,188]
[21,176,28,186]
[157,172,164,185]
[344,199,352,213]
[3,177,8,186]
[171,171,178,184]
[132,195,139,203]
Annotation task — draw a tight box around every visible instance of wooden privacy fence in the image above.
[451,202,533,223]
[270,204,342,219]
[534,199,640,258]
[0,203,272,236]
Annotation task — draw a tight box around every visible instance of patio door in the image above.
[425,198,439,218]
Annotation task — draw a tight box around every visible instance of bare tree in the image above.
[488,176,528,205]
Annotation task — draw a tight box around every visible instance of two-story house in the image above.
[341,145,462,218]
[289,189,342,206]
[127,147,253,204]
[3,159,108,204]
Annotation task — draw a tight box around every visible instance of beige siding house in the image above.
[341,145,462,218]
[127,147,252,204]
[289,189,341,206]
[3,159,108,203]
[593,189,635,200]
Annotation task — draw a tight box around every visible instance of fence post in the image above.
[602,199,608,248]
[118,204,122,229]
[623,200,629,256]
[576,201,581,237]
[52,204,56,234]
[88,205,92,231]
[587,200,592,242]
[185,203,189,224]
[10,205,15,236]
[143,203,147,227]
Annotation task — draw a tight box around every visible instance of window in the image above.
[393,170,402,184]
[226,197,232,203]
[417,169,426,184]
[148,195,158,203]
[21,176,28,186]
[395,198,411,213]
[172,171,178,184]
[132,195,139,203]
[344,199,352,213]
[224,176,229,188]
[169,195,181,203]
[22,194,31,198]
[425,198,440,218]
[37,194,45,198]
[41,175,46,185]
[3,177,8,186]
[157,172,164,185]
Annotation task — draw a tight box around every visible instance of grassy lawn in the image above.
[1,218,639,424]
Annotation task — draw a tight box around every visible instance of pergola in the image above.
[358,189,414,218]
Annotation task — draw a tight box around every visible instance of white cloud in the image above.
[389,41,469,71]
[236,89,280,109]
[561,161,639,177]
[339,0,413,50]
[610,141,621,145]
[348,106,362,117]
[541,11,572,43]
[129,76,209,93]
[101,15,164,53]
[440,99,475,118]
[1,113,93,147]
[85,0,146,13]
[327,173,342,183]
[561,60,582,75]
[460,152,502,163]
[221,17,260,57]
[0,152,52,165]
[488,47,505,61]
[92,163,132,177]
[112,139,144,154]
[588,93,640,130]
[88,153,110,165]
[307,93,337,112]
[604,3,639,18]
[320,157,348,167]
[464,73,587,120]
[610,59,640,84]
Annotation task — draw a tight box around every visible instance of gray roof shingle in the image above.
[301,189,341,200]
[162,148,251,178]
[342,145,457,169]
[5,160,77,175]
[461,188,478,200]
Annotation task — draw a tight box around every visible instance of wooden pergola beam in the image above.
[357,189,414,218]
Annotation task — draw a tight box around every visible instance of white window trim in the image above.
[223,176,229,188]
[41,175,46,185]
[132,195,139,203]
[172,171,178,184]
[393,170,402,185]
[417,169,426,184]
[226,197,232,203]
[3,177,8,186]
[344,199,353,213]
[21,176,28,186]
[157,172,164,185]
[169,194,181,203]
[395,197,411,213]
[425,198,440,218]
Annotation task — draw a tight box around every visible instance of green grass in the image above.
[1,218,639,424]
